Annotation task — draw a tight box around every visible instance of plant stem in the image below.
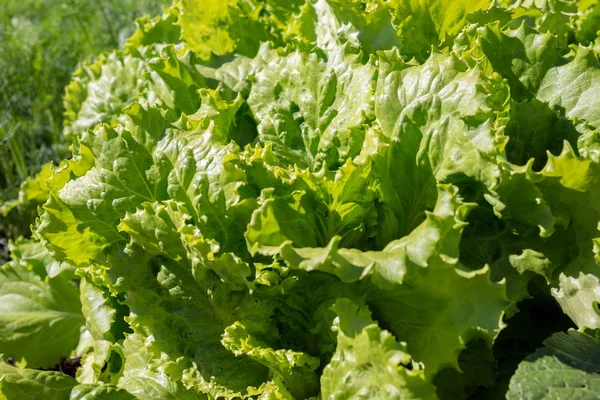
[8,124,28,182]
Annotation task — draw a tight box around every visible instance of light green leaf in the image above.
[486,162,556,239]
[8,238,75,279]
[247,42,376,169]
[120,200,252,289]
[0,363,134,400]
[75,333,124,386]
[126,8,181,50]
[0,262,84,369]
[63,52,150,140]
[222,322,320,398]
[38,102,170,265]
[69,384,135,400]
[364,186,510,377]
[80,278,129,342]
[285,0,399,54]
[249,183,510,376]
[321,298,438,399]
[474,22,560,101]
[375,48,508,190]
[194,43,277,94]
[0,363,77,400]
[148,46,206,115]
[176,0,302,60]
[537,46,600,129]
[509,0,577,42]
[106,245,295,399]
[536,145,600,328]
[245,158,378,256]
[390,0,492,61]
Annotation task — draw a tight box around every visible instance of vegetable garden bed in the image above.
[1,0,600,399]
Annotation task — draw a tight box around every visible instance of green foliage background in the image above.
[0,0,169,243]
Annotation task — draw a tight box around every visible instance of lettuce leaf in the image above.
[0,247,83,369]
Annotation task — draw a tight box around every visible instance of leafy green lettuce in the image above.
[3,0,600,398]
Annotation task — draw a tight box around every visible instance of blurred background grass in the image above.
[0,0,169,253]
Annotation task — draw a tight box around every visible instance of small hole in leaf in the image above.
[108,351,123,373]
[593,302,600,316]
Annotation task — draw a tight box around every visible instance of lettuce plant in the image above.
[0,0,170,242]
[2,0,600,398]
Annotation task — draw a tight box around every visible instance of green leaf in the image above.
[80,278,130,342]
[536,145,600,329]
[390,0,492,61]
[154,92,254,255]
[285,0,400,54]
[39,100,175,265]
[75,333,124,386]
[249,182,510,376]
[247,184,467,288]
[375,48,508,190]
[0,262,84,369]
[194,43,277,94]
[461,17,600,133]
[120,200,252,289]
[176,0,302,60]
[63,52,150,140]
[247,42,376,169]
[321,298,438,399]
[363,185,510,377]
[365,127,437,248]
[113,251,276,399]
[503,98,580,170]
[70,384,135,400]
[0,363,135,400]
[537,46,600,129]
[433,339,497,400]
[474,22,561,101]
[221,322,320,398]
[0,363,77,400]
[555,272,600,329]
[126,8,181,50]
[486,162,556,239]
[8,238,75,279]
[0,163,52,218]
[245,159,377,256]
[509,0,577,42]
[16,1,600,398]
[36,140,125,266]
[148,46,206,115]
[507,331,600,399]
